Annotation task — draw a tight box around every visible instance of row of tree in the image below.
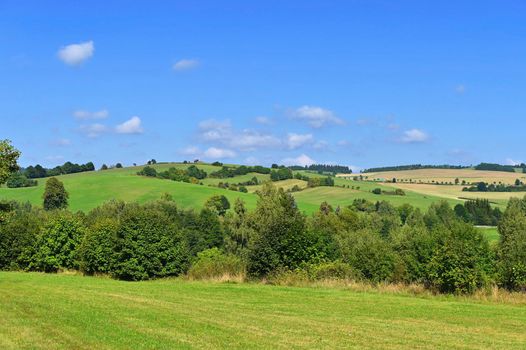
[23,161,95,178]
[463,181,526,192]
[288,164,352,174]
[362,164,468,173]
[1,180,525,294]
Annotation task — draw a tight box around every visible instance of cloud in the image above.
[51,138,71,147]
[313,140,329,151]
[73,109,109,120]
[245,156,259,165]
[255,116,273,125]
[281,154,316,167]
[286,133,313,150]
[505,158,522,166]
[203,147,236,159]
[79,123,108,138]
[58,41,94,65]
[455,84,466,94]
[198,119,281,151]
[45,155,65,163]
[292,105,344,128]
[180,146,201,156]
[401,129,429,143]
[173,59,200,71]
[116,116,144,134]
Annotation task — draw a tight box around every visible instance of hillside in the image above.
[1,272,524,350]
[338,168,526,208]
[0,163,460,213]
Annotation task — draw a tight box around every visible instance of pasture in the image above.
[0,163,463,214]
[0,272,525,349]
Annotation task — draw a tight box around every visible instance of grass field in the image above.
[350,168,526,185]
[0,272,525,349]
[0,163,467,214]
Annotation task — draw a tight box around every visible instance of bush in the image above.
[372,188,382,195]
[6,173,37,188]
[43,177,69,210]
[137,166,157,177]
[28,212,85,272]
[111,204,190,280]
[427,223,493,294]
[79,218,118,275]
[188,248,245,281]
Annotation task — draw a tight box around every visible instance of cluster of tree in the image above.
[270,167,293,181]
[463,181,526,192]
[137,165,207,183]
[100,163,123,170]
[210,165,270,179]
[474,163,524,173]
[23,161,95,179]
[288,164,352,174]
[362,164,467,173]
[5,173,38,188]
[293,172,334,187]
[454,199,502,226]
[372,188,406,196]
[215,182,248,193]
[2,184,525,294]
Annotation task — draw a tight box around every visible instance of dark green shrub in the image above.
[28,212,85,272]
[79,218,118,275]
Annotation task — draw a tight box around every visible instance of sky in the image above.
[1,0,525,170]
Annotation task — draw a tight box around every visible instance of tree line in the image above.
[1,178,525,294]
[288,164,352,174]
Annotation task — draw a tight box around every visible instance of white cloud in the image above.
[255,116,273,125]
[203,147,236,159]
[116,116,144,134]
[51,138,71,147]
[286,133,313,150]
[58,41,94,65]
[173,59,200,71]
[292,105,344,128]
[455,84,466,94]
[313,140,329,150]
[401,129,429,143]
[281,154,316,167]
[245,156,259,165]
[79,123,108,138]
[180,146,201,156]
[73,109,109,120]
[198,119,281,151]
[505,158,522,166]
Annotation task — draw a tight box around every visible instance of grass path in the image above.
[0,272,525,349]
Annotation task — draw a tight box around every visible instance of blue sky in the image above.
[1,0,525,170]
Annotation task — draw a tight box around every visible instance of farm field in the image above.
[0,272,525,350]
[349,168,526,185]
[0,163,463,214]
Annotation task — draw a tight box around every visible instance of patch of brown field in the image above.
[339,168,526,185]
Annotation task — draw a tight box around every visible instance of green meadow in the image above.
[0,163,460,214]
[0,272,524,350]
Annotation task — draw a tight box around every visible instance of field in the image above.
[338,169,526,209]
[1,272,525,349]
[353,168,526,185]
[0,163,462,214]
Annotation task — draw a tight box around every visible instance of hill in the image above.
[0,163,460,213]
[1,272,524,349]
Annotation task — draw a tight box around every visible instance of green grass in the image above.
[0,163,466,214]
[477,226,500,244]
[0,165,258,212]
[0,272,524,349]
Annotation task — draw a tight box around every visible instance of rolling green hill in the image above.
[0,163,462,214]
[0,272,524,349]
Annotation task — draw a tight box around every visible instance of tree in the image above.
[100,164,108,170]
[115,163,123,168]
[43,177,69,210]
[0,140,20,185]
[204,195,231,216]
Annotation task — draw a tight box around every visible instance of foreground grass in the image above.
[0,273,525,349]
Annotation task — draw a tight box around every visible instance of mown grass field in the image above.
[352,168,526,185]
[0,163,462,214]
[0,272,525,349]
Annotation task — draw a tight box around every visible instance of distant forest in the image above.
[362,163,526,173]
[289,164,352,174]
[22,161,95,178]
